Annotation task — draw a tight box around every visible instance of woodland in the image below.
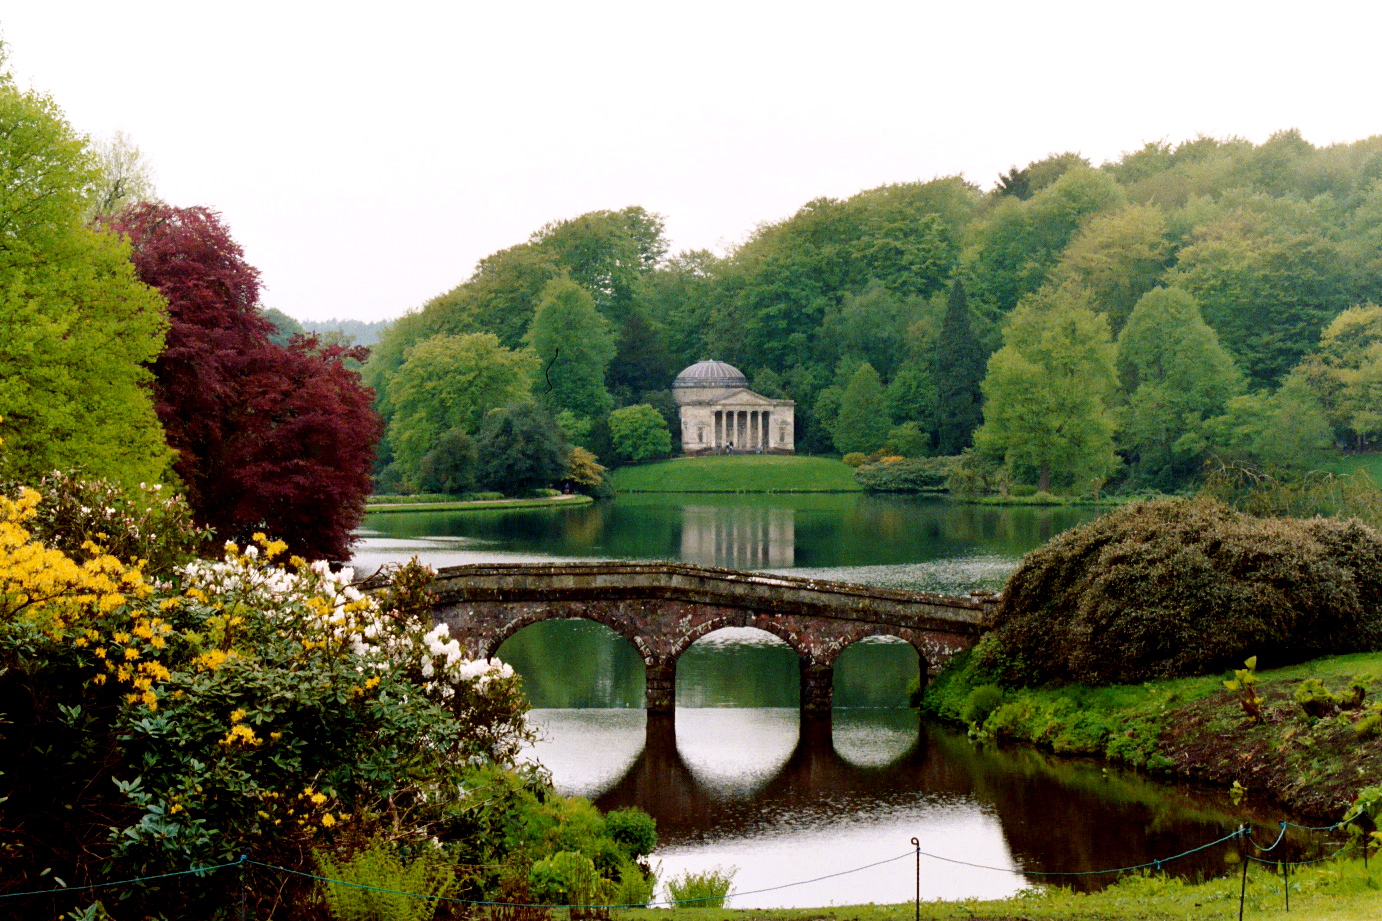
[362,132,1382,498]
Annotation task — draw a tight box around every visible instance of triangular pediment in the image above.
[706,389,792,407]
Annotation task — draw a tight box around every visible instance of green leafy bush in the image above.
[978,497,1382,684]
[665,865,736,908]
[842,452,867,468]
[852,456,955,492]
[959,684,1005,727]
[530,851,604,906]
[318,839,456,921]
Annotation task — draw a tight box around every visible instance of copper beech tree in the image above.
[111,203,382,559]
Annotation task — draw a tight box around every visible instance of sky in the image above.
[5,2,1381,324]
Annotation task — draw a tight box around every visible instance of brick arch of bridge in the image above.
[477,608,653,664]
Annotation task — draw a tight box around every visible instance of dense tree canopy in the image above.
[975,285,1119,492]
[0,70,170,486]
[359,130,1382,491]
[112,202,381,559]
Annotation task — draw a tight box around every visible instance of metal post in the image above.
[1238,825,1249,921]
[911,836,920,921]
[240,854,248,921]
[1283,859,1289,912]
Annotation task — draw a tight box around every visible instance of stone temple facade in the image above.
[672,360,795,455]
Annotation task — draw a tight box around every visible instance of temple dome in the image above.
[672,360,749,404]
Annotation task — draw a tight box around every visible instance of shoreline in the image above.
[364,494,594,514]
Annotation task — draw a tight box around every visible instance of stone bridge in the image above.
[419,562,997,720]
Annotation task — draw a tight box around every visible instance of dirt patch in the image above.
[1156,677,1382,821]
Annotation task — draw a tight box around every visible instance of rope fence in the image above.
[1,811,1371,914]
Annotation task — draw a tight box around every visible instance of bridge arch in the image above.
[670,614,812,663]
[408,561,990,721]
[482,608,652,663]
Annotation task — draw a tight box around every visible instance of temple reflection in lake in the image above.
[680,504,794,569]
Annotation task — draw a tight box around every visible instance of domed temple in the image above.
[672,360,795,455]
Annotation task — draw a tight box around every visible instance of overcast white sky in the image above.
[5,2,1380,323]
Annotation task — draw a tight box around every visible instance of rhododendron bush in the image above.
[0,478,541,918]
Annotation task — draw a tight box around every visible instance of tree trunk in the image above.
[1038,462,1051,493]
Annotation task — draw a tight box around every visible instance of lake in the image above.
[352,493,1325,907]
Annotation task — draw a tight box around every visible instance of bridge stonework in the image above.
[420,562,996,719]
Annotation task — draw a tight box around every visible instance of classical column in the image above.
[714,411,722,449]
[762,411,771,449]
[749,411,758,449]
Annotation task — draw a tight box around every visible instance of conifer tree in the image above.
[933,280,986,454]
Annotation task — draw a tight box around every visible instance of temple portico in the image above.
[672,360,795,455]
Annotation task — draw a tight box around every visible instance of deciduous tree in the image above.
[112,202,382,559]
[475,402,569,494]
[832,363,891,455]
[0,69,171,486]
[525,277,615,415]
[608,404,672,463]
[975,285,1120,493]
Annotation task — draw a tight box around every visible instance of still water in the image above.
[352,494,1323,906]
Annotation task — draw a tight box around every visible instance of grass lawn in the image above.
[363,494,593,513]
[611,455,861,493]
[617,854,1382,920]
[1326,451,1382,482]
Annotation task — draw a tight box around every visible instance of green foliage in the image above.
[12,471,212,571]
[1223,656,1265,724]
[0,74,171,486]
[1294,676,1341,719]
[525,277,616,416]
[317,838,456,921]
[853,456,955,492]
[665,865,736,909]
[529,850,604,906]
[885,421,931,457]
[980,497,1382,684]
[608,404,672,464]
[0,484,534,917]
[975,284,1120,493]
[832,362,891,454]
[933,280,986,454]
[609,455,861,493]
[384,332,538,486]
[959,684,1005,728]
[842,452,867,468]
[475,402,570,495]
[1115,287,1242,487]
[416,429,477,495]
[604,807,657,860]
[1295,302,1382,449]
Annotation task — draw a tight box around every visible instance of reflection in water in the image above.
[676,628,800,708]
[681,505,795,568]
[525,710,645,800]
[675,709,799,799]
[522,709,1328,908]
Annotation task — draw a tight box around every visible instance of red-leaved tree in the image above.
[111,203,382,559]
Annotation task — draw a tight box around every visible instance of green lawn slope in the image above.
[611,455,861,493]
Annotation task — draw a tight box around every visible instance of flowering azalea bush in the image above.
[0,477,536,918]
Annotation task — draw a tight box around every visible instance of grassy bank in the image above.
[616,853,1382,920]
[364,494,593,513]
[612,455,861,493]
[924,649,1382,822]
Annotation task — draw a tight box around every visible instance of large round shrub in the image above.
[978,497,1382,684]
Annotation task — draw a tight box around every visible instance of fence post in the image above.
[1238,825,1249,921]
[911,837,920,921]
[239,854,248,921]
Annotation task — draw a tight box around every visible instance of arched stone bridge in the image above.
[418,562,997,720]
